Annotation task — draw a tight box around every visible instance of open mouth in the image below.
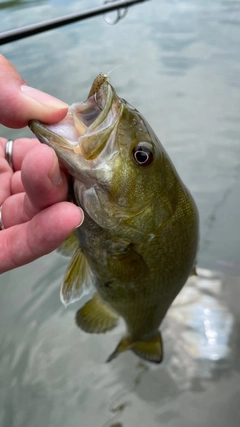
[29,73,122,159]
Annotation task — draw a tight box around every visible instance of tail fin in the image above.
[131,332,163,363]
[106,332,163,364]
[106,337,131,363]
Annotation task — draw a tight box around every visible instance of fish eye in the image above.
[132,144,154,166]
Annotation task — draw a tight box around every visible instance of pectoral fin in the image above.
[75,293,119,333]
[107,244,148,280]
[106,332,163,364]
[60,248,93,306]
[57,231,79,256]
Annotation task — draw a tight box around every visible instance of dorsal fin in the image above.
[75,292,119,333]
[190,265,198,276]
[60,248,93,306]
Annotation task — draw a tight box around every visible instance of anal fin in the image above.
[75,293,119,333]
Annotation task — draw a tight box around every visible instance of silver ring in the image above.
[5,139,14,170]
[104,0,128,25]
[0,206,5,230]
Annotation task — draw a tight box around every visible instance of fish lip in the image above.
[29,74,120,155]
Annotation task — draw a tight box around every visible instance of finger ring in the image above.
[5,139,14,171]
[0,206,5,231]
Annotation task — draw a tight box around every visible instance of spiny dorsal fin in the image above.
[60,248,93,306]
[57,231,79,257]
[106,332,163,364]
[75,293,119,333]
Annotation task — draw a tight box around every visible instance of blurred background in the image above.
[0,1,240,426]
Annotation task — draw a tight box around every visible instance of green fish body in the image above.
[29,73,199,363]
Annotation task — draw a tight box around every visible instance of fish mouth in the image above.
[29,73,122,160]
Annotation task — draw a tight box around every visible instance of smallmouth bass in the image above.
[29,73,199,364]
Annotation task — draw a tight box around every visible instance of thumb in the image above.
[0,54,68,129]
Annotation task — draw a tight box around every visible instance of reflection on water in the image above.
[167,268,234,387]
[0,0,46,11]
[102,361,149,427]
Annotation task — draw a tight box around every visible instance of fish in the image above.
[29,73,199,364]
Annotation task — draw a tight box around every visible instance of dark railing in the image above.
[0,0,150,45]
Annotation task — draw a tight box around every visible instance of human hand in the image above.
[0,138,83,273]
[0,54,69,128]
[0,56,84,273]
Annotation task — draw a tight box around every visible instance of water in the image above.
[0,1,240,426]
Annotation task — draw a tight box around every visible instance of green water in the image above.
[0,1,240,426]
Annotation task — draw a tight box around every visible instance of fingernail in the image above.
[21,85,69,109]
[76,208,84,228]
[49,152,63,186]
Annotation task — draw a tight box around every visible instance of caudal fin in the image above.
[131,332,163,363]
[106,332,163,364]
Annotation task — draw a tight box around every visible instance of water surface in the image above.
[0,1,240,426]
